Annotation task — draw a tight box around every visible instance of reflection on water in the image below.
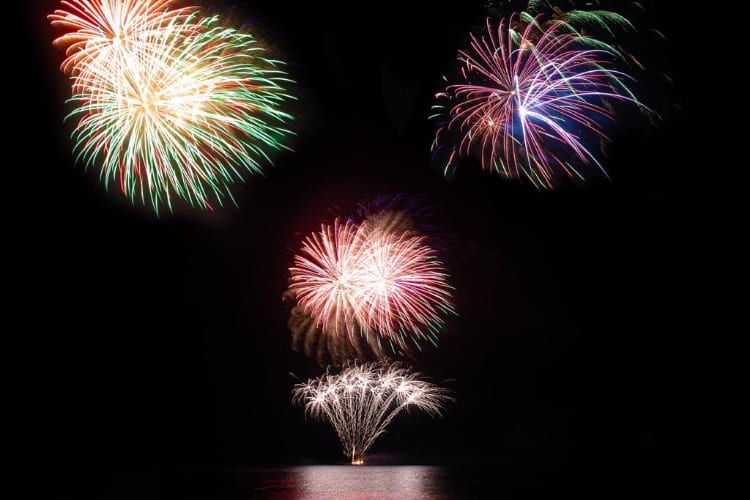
[245,466,464,499]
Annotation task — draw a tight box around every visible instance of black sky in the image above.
[19,0,714,496]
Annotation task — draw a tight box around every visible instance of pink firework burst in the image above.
[287,213,454,361]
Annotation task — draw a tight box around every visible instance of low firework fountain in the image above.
[292,361,453,464]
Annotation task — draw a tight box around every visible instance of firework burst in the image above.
[292,361,453,464]
[49,1,295,212]
[431,13,648,188]
[286,202,455,366]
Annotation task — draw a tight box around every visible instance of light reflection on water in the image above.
[247,465,461,499]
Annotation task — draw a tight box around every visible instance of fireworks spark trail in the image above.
[431,13,649,188]
[522,1,666,81]
[292,361,453,464]
[287,209,455,365]
[287,304,379,366]
[526,0,636,39]
[49,2,295,212]
[492,2,667,81]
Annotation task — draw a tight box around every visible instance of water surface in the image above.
[235,465,487,499]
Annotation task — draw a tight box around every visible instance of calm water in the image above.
[234,466,487,499]
[57,465,685,498]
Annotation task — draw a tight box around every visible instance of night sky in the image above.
[21,0,712,496]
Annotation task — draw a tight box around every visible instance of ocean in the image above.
[233,465,487,499]
[51,463,700,498]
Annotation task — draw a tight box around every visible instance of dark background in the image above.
[20,0,712,497]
